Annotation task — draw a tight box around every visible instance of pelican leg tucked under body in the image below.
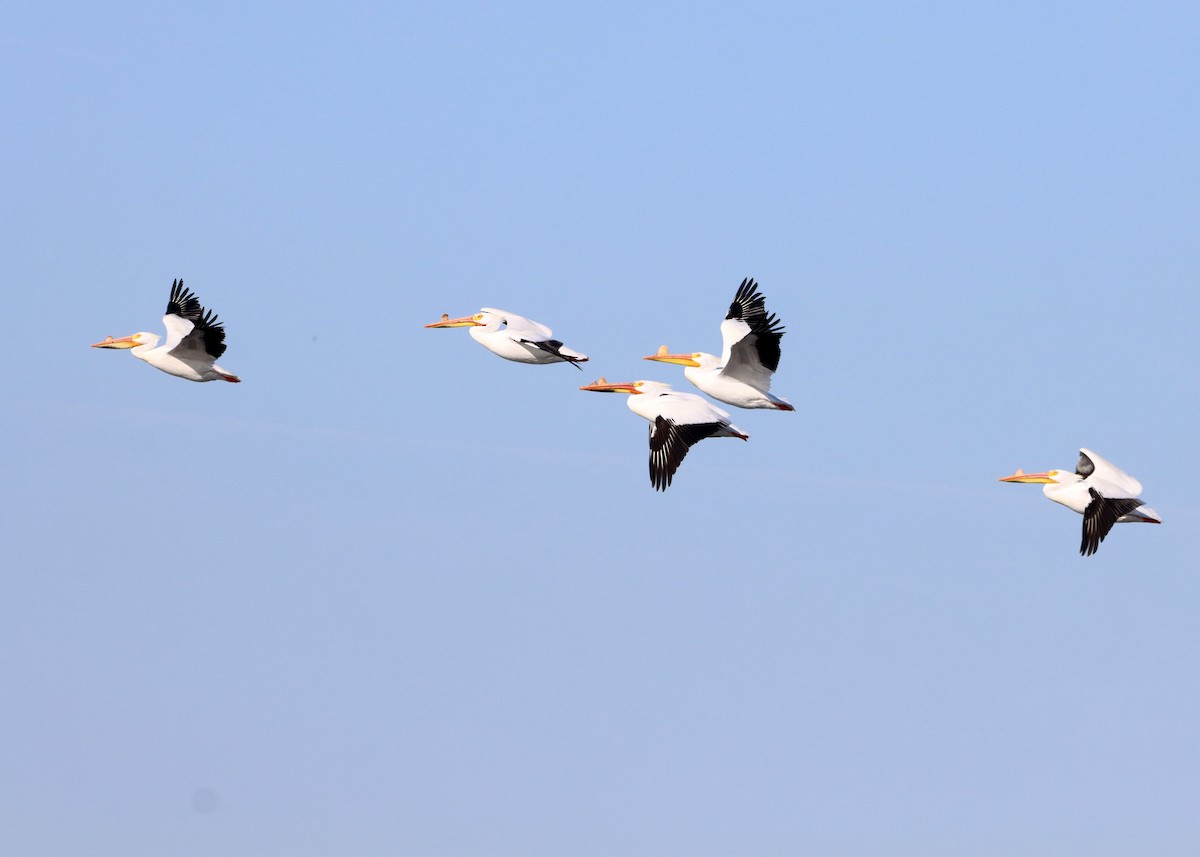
[580,378,748,491]
[644,277,792,410]
[999,448,1160,556]
[425,308,588,368]
[92,279,240,383]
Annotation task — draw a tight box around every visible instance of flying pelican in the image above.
[91,279,240,382]
[580,378,748,490]
[999,448,1161,556]
[643,277,791,410]
[425,308,588,369]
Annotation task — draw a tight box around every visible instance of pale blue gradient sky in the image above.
[3,2,1200,855]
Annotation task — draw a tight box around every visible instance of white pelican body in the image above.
[645,278,792,410]
[999,448,1160,556]
[425,308,588,368]
[92,280,240,382]
[580,378,748,490]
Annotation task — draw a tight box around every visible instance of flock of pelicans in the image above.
[92,278,1162,556]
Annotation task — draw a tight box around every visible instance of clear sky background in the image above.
[3,2,1199,855]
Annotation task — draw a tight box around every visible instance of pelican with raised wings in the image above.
[92,279,240,382]
[644,277,791,410]
[999,448,1161,556]
[425,308,588,369]
[580,378,748,490]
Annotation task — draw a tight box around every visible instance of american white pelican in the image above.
[580,378,748,490]
[999,448,1161,556]
[644,277,791,410]
[91,279,240,383]
[425,308,588,369]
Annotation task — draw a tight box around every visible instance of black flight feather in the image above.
[725,277,786,372]
[726,277,766,322]
[191,308,228,360]
[166,279,229,359]
[647,416,724,491]
[166,278,202,319]
[1080,488,1143,556]
[520,338,586,369]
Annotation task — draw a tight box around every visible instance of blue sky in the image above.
[3,2,1199,854]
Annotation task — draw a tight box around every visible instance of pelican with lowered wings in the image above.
[425,308,588,369]
[644,277,791,410]
[92,279,240,383]
[999,448,1161,556]
[580,378,748,490]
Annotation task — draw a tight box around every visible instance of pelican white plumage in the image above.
[580,378,748,490]
[425,308,588,369]
[999,448,1161,556]
[644,277,791,410]
[91,279,240,382]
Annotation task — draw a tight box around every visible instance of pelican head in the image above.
[999,468,1083,505]
[580,377,642,394]
[91,332,159,349]
[643,344,703,368]
[424,312,485,329]
[997,468,1077,485]
[579,378,674,395]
